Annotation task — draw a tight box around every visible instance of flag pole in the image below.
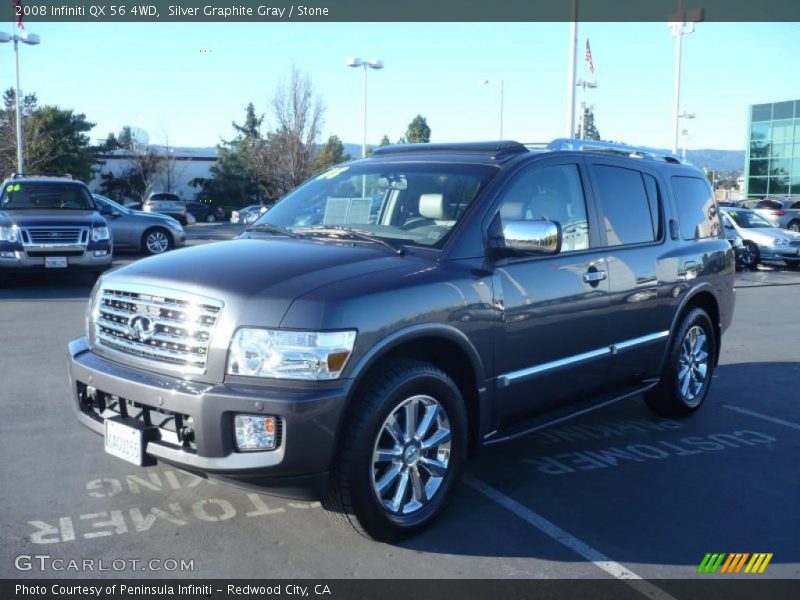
[566,0,578,138]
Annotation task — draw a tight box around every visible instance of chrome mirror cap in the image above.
[502,220,562,255]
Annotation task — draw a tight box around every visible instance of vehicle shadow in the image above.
[398,362,799,569]
[0,272,96,300]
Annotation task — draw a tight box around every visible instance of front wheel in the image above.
[644,307,716,417]
[325,359,467,542]
[142,228,173,255]
[206,213,217,223]
[740,241,760,270]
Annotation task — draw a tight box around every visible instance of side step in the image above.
[483,380,659,446]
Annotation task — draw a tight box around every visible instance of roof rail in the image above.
[547,138,684,164]
[371,141,529,159]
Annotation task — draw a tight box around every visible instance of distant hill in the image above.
[684,149,745,173]
[158,144,746,174]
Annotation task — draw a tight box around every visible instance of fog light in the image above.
[234,415,277,451]
[0,251,15,258]
[94,250,108,257]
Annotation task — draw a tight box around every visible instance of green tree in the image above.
[379,134,391,146]
[315,135,350,172]
[576,107,601,141]
[98,148,164,201]
[0,89,95,180]
[117,126,134,150]
[403,115,431,144]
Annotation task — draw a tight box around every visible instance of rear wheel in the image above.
[142,228,173,255]
[740,241,760,270]
[206,213,217,223]
[325,359,467,542]
[644,307,716,417]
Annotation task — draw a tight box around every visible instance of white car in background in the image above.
[721,207,800,270]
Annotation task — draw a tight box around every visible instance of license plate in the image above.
[105,419,144,466]
[45,256,68,268]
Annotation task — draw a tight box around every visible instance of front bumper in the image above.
[0,249,112,270]
[67,337,350,499]
[758,244,800,261]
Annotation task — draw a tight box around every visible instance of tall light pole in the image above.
[0,29,41,176]
[566,0,578,138]
[678,111,695,160]
[346,57,383,159]
[668,1,703,154]
[480,80,504,139]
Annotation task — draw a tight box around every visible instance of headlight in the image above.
[0,225,19,242]
[167,218,183,230]
[92,226,110,242]
[227,329,357,380]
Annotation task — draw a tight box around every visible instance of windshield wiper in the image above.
[247,223,299,238]
[296,226,404,255]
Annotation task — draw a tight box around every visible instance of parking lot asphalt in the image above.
[1,223,799,584]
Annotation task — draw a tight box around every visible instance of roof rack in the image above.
[370,141,528,159]
[547,138,684,164]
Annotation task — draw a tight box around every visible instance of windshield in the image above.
[255,163,498,248]
[1,182,96,210]
[95,195,130,214]
[149,193,181,202]
[725,210,775,229]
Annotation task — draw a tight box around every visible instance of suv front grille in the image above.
[25,227,86,245]
[94,285,223,374]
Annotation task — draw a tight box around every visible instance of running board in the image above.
[483,380,659,446]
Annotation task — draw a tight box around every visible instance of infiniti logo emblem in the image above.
[127,314,155,341]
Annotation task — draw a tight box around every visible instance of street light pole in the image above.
[346,57,384,159]
[678,111,695,160]
[669,0,702,155]
[566,0,578,138]
[481,79,504,139]
[576,79,598,140]
[1,29,41,176]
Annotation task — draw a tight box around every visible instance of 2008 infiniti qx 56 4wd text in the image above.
[67,139,735,541]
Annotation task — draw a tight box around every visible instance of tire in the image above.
[644,307,716,418]
[325,359,468,542]
[785,260,800,270]
[788,220,800,233]
[141,227,173,255]
[206,213,217,223]
[740,241,760,270]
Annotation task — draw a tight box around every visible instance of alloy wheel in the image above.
[146,231,170,254]
[677,325,709,407]
[371,395,451,515]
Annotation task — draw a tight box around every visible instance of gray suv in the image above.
[67,139,735,541]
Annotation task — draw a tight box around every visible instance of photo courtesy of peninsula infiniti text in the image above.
[67,139,735,542]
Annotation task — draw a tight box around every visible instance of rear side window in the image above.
[592,165,657,246]
[671,176,721,241]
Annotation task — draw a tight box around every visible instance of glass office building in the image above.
[745,99,800,198]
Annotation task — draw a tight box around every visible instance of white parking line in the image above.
[464,475,678,600]
[724,405,800,432]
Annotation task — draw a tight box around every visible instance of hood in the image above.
[104,236,413,326]
[0,209,105,227]
[739,227,800,244]
[129,209,177,222]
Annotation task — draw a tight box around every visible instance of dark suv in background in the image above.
[67,139,734,542]
[0,176,113,276]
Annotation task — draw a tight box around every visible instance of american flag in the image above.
[585,39,594,76]
[13,0,26,29]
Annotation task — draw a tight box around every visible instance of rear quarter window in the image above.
[670,176,721,241]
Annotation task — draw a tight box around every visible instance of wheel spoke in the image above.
[410,467,426,503]
[694,350,709,363]
[389,471,410,512]
[421,428,451,450]
[376,463,402,495]
[375,447,402,462]
[415,403,438,440]
[680,371,692,398]
[404,400,417,440]
[678,364,690,381]
[419,456,447,476]
[385,416,404,446]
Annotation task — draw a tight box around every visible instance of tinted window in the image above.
[0,182,95,210]
[496,163,590,252]
[593,165,656,246]
[791,201,800,209]
[149,193,180,202]
[671,176,721,241]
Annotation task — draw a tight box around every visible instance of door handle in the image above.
[582,270,607,284]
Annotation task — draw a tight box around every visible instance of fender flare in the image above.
[658,282,721,372]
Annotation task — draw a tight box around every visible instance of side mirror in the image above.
[498,220,562,256]
[98,204,113,216]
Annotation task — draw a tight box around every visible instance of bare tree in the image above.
[252,66,324,199]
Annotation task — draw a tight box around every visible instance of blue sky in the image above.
[5,21,800,151]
